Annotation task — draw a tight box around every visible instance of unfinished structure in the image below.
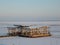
[7,27,18,36]
[7,25,51,37]
[20,26,51,37]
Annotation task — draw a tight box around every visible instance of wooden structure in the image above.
[20,26,51,37]
[7,27,18,36]
[7,25,51,37]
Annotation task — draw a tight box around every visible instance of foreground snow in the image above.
[0,21,60,45]
[0,35,60,45]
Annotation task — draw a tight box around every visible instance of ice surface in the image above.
[0,21,60,45]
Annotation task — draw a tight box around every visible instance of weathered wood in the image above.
[7,26,51,37]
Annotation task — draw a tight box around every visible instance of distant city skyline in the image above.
[0,0,60,21]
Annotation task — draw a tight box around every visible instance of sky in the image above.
[0,0,60,22]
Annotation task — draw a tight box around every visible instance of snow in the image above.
[0,21,60,45]
[0,36,60,45]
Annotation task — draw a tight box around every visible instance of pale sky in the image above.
[0,0,60,21]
